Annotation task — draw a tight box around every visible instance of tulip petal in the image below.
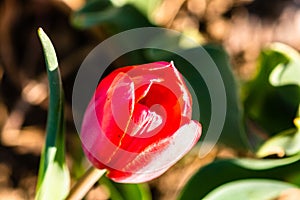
[107,120,202,183]
[81,72,135,163]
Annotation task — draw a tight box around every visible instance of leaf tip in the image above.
[37,27,44,35]
[37,27,59,72]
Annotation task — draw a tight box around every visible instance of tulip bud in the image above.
[81,61,202,183]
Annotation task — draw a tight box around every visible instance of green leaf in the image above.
[257,128,300,158]
[71,2,153,33]
[76,0,112,13]
[178,154,300,200]
[203,44,248,150]
[37,30,58,72]
[268,43,300,121]
[243,43,300,141]
[203,179,298,200]
[100,177,151,200]
[111,0,162,22]
[233,154,300,169]
[269,43,300,87]
[35,28,70,200]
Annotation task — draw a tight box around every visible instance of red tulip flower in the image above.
[81,61,202,183]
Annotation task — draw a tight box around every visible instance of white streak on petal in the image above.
[114,120,202,183]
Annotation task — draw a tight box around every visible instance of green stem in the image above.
[66,167,106,200]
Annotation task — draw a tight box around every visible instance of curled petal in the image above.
[107,120,202,183]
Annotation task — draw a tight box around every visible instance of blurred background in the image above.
[1,0,300,199]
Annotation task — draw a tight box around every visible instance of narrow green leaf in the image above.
[37,28,58,71]
[203,179,298,200]
[35,28,70,200]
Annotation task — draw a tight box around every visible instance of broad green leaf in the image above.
[100,177,151,200]
[76,0,112,13]
[270,64,300,87]
[35,28,70,200]
[269,43,300,87]
[203,45,248,150]
[71,2,153,33]
[111,0,162,23]
[203,179,298,200]
[233,154,300,169]
[257,128,300,158]
[178,155,300,200]
[268,43,300,122]
[243,43,300,141]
